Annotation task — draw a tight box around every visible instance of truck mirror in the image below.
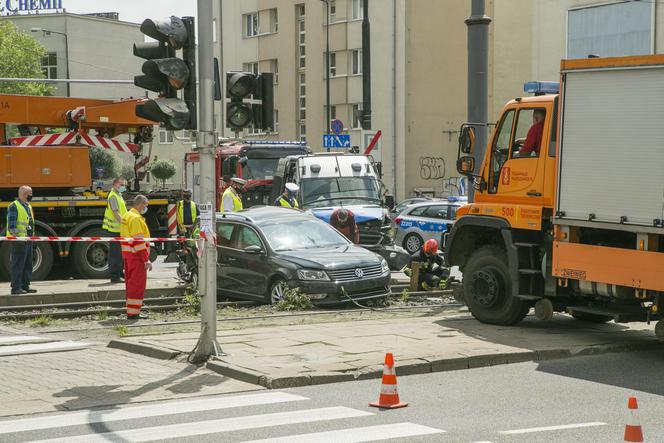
[456,155,475,176]
[459,126,475,154]
[239,156,248,167]
[384,194,395,210]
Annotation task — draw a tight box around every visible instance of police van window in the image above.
[409,206,427,217]
[512,108,546,159]
[489,109,515,194]
[423,205,449,219]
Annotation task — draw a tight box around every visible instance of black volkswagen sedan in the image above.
[216,206,391,305]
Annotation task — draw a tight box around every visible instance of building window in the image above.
[41,52,57,79]
[243,62,259,75]
[298,6,306,69]
[328,52,336,77]
[351,103,363,129]
[270,8,278,33]
[270,59,279,83]
[330,105,337,120]
[159,128,173,144]
[244,12,259,37]
[567,2,651,59]
[274,110,279,132]
[329,0,337,23]
[297,3,306,142]
[352,0,363,20]
[299,123,306,142]
[351,49,362,75]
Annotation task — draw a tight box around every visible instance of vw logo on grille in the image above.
[354,268,364,278]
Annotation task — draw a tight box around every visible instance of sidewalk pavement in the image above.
[0,343,261,417]
[111,313,664,389]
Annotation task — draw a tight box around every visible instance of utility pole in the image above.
[465,0,491,202]
[361,0,372,130]
[192,0,222,361]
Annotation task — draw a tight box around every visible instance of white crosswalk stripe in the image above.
[0,390,446,443]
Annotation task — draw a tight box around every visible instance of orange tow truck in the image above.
[0,93,176,280]
[447,55,664,335]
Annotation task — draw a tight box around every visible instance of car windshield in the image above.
[301,177,381,208]
[261,218,350,251]
[243,158,279,180]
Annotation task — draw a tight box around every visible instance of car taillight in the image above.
[394,217,402,225]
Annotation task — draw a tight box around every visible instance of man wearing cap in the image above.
[221,177,246,212]
[274,183,300,208]
[177,189,199,237]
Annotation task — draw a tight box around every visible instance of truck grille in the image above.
[327,264,384,282]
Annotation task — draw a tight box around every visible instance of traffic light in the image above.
[134,16,197,131]
[226,72,274,132]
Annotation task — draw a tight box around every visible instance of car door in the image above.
[223,224,271,299]
[216,222,237,293]
[419,204,450,241]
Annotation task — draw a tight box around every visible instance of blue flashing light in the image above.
[245,140,308,145]
[446,196,459,202]
[523,81,560,95]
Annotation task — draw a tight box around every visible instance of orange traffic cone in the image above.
[369,353,408,409]
[624,396,644,442]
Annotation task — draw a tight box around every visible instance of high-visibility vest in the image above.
[102,189,127,233]
[6,200,34,237]
[276,195,299,208]
[176,200,197,226]
[120,208,150,255]
[221,187,243,212]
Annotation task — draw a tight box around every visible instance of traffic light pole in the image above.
[192,0,222,361]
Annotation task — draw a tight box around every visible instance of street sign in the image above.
[330,119,344,135]
[323,134,351,148]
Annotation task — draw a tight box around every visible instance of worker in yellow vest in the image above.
[120,195,151,320]
[274,183,300,208]
[7,185,36,295]
[102,178,127,283]
[221,177,246,212]
[177,189,199,237]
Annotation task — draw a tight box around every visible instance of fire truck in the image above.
[447,55,664,335]
[0,94,179,281]
[184,140,311,209]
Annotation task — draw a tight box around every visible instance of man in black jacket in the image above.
[410,239,449,290]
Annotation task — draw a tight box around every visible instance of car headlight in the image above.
[297,269,331,281]
[381,258,390,274]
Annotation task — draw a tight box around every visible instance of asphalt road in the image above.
[1,350,662,442]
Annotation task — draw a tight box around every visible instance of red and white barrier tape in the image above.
[0,236,188,242]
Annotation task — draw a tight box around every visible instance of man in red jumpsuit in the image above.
[120,195,151,320]
[518,109,545,157]
[330,208,360,244]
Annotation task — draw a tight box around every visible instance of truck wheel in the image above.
[0,241,54,281]
[462,246,529,325]
[571,312,613,323]
[403,233,423,254]
[71,228,110,279]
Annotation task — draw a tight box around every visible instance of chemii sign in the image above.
[0,0,63,14]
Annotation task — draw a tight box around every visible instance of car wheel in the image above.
[267,278,288,305]
[403,233,423,254]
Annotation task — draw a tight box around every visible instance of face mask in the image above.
[27,195,33,202]
[140,206,148,215]
[118,186,127,193]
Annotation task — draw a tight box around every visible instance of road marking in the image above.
[0,335,52,346]
[0,392,307,434]
[30,407,373,443]
[500,422,607,435]
[242,422,445,442]
[0,340,90,357]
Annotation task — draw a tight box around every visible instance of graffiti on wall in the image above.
[419,157,446,180]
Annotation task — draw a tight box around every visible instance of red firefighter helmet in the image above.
[423,239,438,256]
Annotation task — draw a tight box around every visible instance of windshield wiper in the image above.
[303,196,381,206]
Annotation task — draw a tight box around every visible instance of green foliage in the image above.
[27,314,52,327]
[150,159,177,187]
[113,325,129,337]
[0,21,54,96]
[89,147,119,180]
[120,163,136,183]
[95,308,108,321]
[276,288,314,311]
[400,289,409,303]
[403,267,412,277]
[178,288,201,316]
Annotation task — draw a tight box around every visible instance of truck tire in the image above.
[0,241,54,282]
[571,312,613,323]
[462,246,530,326]
[71,228,110,279]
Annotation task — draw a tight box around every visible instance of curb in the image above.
[108,339,181,360]
[111,339,664,388]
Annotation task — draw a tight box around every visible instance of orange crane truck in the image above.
[447,55,664,336]
[0,93,177,281]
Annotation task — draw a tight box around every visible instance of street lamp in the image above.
[320,0,331,138]
[31,27,70,97]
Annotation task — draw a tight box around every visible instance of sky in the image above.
[62,0,197,24]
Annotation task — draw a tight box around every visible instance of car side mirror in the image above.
[384,194,395,210]
[456,156,475,176]
[459,126,475,154]
[244,245,263,255]
[239,156,249,167]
